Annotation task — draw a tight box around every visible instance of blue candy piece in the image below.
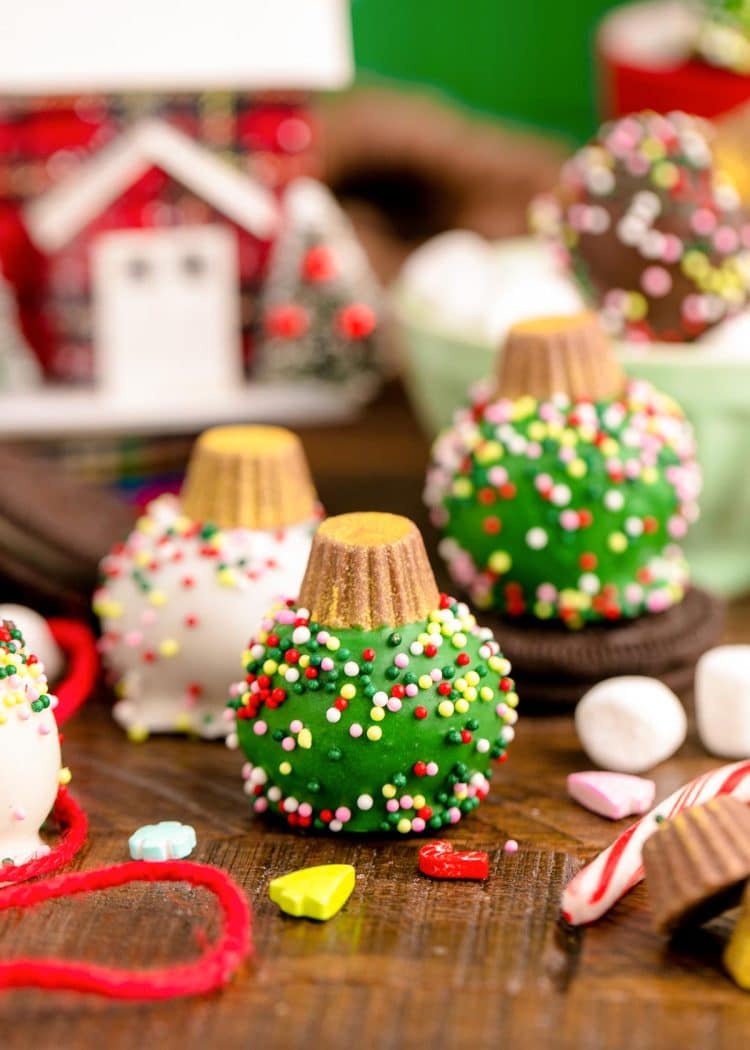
[128,821,197,862]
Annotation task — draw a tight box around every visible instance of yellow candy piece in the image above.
[724,884,750,990]
[269,864,355,921]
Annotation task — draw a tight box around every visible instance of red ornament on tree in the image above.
[336,302,377,340]
[264,303,310,340]
[301,244,338,283]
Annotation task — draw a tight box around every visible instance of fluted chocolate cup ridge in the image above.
[181,425,318,530]
[497,311,626,402]
[298,512,440,629]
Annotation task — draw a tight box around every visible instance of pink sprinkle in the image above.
[316,631,330,644]
[335,807,351,823]
[140,609,157,626]
[560,509,579,531]
[350,723,363,738]
[320,657,334,672]
[124,631,143,647]
[448,807,462,824]
[714,225,739,254]
[691,207,717,237]
[386,799,399,813]
[394,653,409,669]
[641,265,671,298]
[400,795,414,810]
[38,722,51,736]
[253,721,267,736]
[487,465,508,486]
[289,719,303,733]
[387,697,402,712]
[405,683,418,697]
[298,803,313,819]
[503,839,519,854]
[281,737,295,752]
[426,762,439,776]
[253,798,268,814]
[411,818,426,833]
[430,668,442,682]
[241,762,252,780]
[12,807,26,822]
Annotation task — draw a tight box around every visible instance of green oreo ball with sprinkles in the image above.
[424,312,701,629]
[226,512,518,833]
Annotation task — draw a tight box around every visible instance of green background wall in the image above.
[350,0,624,143]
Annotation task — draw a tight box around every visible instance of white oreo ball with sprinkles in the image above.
[0,618,65,866]
[94,426,321,741]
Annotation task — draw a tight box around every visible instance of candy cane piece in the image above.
[561,760,750,925]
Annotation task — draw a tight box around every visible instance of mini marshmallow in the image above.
[567,770,656,820]
[696,645,750,758]
[575,676,687,773]
[0,604,63,682]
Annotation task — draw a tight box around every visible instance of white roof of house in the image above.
[0,0,353,93]
[25,120,280,253]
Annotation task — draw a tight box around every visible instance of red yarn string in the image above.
[47,618,99,725]
[0,860,253,998]
[0,623,253,999]
[0,787,88,884]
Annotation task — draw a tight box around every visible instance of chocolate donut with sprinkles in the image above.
[226,512,518,833]
[424,313,701,629]
[531,110,750,342]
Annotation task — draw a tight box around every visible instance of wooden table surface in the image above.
[3,385,750,1050]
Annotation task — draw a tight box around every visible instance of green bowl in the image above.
[394,284,750,598]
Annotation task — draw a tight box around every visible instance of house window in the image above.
[182,254,205,277]
[127,257,150,280]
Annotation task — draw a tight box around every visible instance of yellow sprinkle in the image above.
[370,707,385,722]
[297,728,312,749]
[534,601,554,619]
[463,687,477,702]
[217,568,236,587]
[148,590,167,608]
[475,440,503,464]
[263,659,278,675]
[413,795,426,810]
[479,686,494,701]
[366,726,382,742]
[506,692,519,708]
[174,713,193,732]
[133,551,150,568]
[465,671,479,687]
[451,632,467,648]
[299,654,310,669]
[397,818,412,834]
[159,638,180,658]
[438,700,455,718]
[455,698,470,714]
[279,761,292,775]
[488,550,511,575]
[452,477,473,499]
[642,466,658,484]
[382,783,397,799]
[127,724,150,743]
[58,766,72,785]
[608,531,628,553]
[528,421,547,441]
[568,458,587,479]
[326,637,340,652]
[135,515,155,534]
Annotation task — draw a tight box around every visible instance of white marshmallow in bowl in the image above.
[0,604,63,682]
[575,676,687,773]
[398,230,496,332]
[695,646,750,758]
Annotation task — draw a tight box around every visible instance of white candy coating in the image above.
[696,645,750,758]
[0,604,64,682]
[0,626,62,865]
[575,675,687,773]
[94,495,315,740]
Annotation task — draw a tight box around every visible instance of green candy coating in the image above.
[425,380,700,627]
[230,598,517,833]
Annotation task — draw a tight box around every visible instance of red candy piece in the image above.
[418,840,489,881]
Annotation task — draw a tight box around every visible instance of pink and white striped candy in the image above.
[561,760,750,925]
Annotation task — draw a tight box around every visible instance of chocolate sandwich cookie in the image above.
[643,795,750,935]
[0,444,135,615]
[483,585,725,707]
